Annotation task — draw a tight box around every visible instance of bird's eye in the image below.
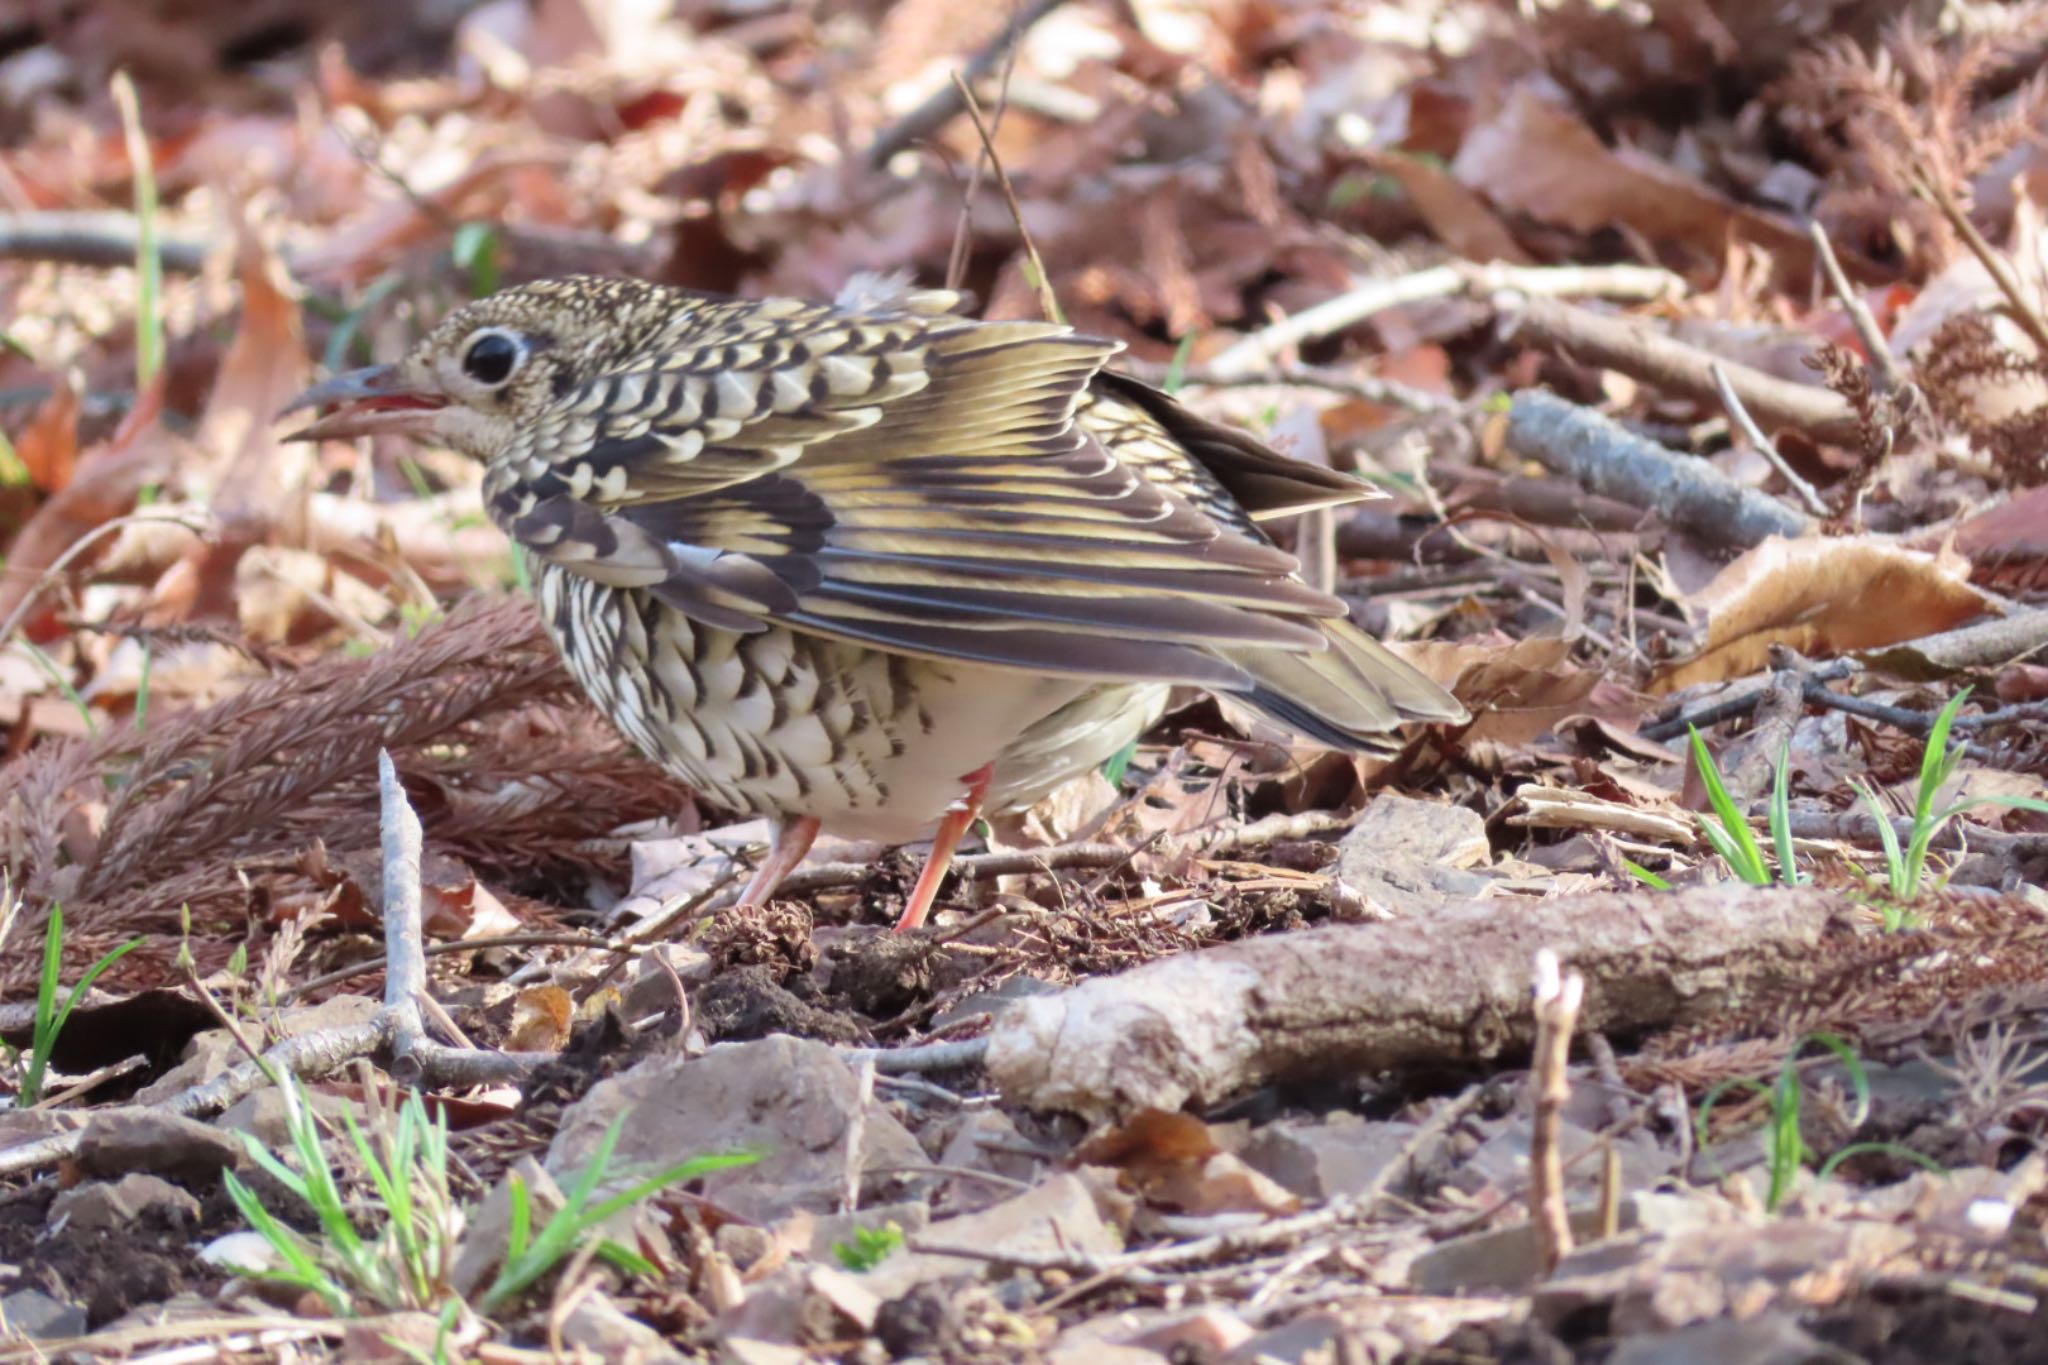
[461,330,524,386]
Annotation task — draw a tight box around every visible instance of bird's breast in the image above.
[531,560,1165,841]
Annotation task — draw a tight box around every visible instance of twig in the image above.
[1505,295,1865,447]
[1711,362,1830,519]
[0,210,217,273]
[377,751,430,1084]
[1207,261,1683,379]
[864,0,1068,169]
[1117,359,1456,413]
[1918,173,2048,360]
[950,71,1059,323]
[0,508,208,650]
[1808,219,1901,394]
[375,750,543,1089]
[1508,391,1811,550]
[279,932,625,1004]
[840,1036,992,1073]
[1529,948,1583,1275]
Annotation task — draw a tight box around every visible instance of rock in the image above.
[1120,1306,1254,1355]
[341,1312,451,1362]
[1342,794,1492,870]
[559,1291,688,1364]
[1224,1312,1343,1364]
[545,1035,926,1224]
[862,1172,1124,1298]
[450,1157,565,1299]
[933,1109,1047,1211]
[1044,1347,1170,1365]
[73,1107,244,1182]
[801,1200,931,1262]
[215,1083,361,1147]
[0,1288,87,1339]
[1239,1115,1430,1202]
[721,1340,808,1365]
[1607,1312,1853,1365]
[132,1029,240,1105]
[48,1173,200,1233]
[1457,1117,1676,1198]
[803,1265,882,1333]
[1409,1206,1611,1295]
[1333,794,1493,918]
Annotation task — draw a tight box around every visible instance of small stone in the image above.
[199,1230,282,1273]
[560,1291,687,1364]
[0,1288,87,1339]
[863,1172,1124,1298]
[1239,1115,1429,1202]
[74,1107,244,1182]
[214,1085,361,1148]
[545,1035,926,1224]
[48,1172,200,1233]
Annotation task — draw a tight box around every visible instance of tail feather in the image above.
[1224,618,1467,754]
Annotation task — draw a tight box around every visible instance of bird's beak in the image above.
[280,365,446,442]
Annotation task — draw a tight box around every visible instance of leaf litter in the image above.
[8,1,2048,1360]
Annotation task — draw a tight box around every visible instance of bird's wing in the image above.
[488,306,1357,687]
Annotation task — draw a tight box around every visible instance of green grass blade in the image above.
[1769,742,1801,885]
[1688,727,1767,882]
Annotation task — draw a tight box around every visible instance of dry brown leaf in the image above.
[1076,1109,1301,1218]
[1393,634,1602,746]
[1372,150,1532,265]
[506,984,574,1053]
[14,377,81,494]
[195,219,311,528]
[1653,536,1991,693]
[1452,84,1814,275]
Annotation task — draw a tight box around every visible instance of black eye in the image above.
[461,330,523,386]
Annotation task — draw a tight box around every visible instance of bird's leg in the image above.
[738,815,822,909]
[894,763,996,933]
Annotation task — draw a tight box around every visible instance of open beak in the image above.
[281,365,446,442]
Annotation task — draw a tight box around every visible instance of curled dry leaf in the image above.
[1393,634,1603,747]
[1653,536,1991,693]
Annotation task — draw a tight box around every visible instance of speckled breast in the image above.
[531,560,1169,842]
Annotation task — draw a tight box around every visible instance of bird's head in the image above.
[283,276,682,460]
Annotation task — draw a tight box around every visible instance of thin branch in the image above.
[1207,262,1683,380]
[864,0,1068,169]
[950,71,1060,323]
[1711,361,1831,518]
[1808,218,1902,394]
[1118,358,1456,413]
[1506,296,1866,447]
[1529,949,1584,1274]
[1918,173,2048,359]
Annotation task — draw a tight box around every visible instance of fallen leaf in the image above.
[1393,634,1603,746]
[1653,537,1991,693]
[1452,84,1816,277]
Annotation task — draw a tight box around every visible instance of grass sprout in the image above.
[1697,1033,1940,1210]
[10,905,142,1106]
[223,1073,756,1320]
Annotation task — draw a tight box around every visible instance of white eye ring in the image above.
[460,328,527,387]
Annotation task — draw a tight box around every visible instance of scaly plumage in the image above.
[286,275,1468,930]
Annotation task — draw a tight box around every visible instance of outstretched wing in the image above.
[486,296,1360,689]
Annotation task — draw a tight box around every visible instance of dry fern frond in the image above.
[0,595,684,990]
[1775,15,2048,202]
[1772,15,2048,274]
[1630,887,2048,1094]
[1919,312,2048,484]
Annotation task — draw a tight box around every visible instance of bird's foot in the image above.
[736,815,821,911]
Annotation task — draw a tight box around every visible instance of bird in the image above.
[285,274,1468,932]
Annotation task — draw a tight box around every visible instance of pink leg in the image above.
[895,763,995,933]
[739,816,821,908]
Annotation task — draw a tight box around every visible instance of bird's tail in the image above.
[1224,617,1467,755]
